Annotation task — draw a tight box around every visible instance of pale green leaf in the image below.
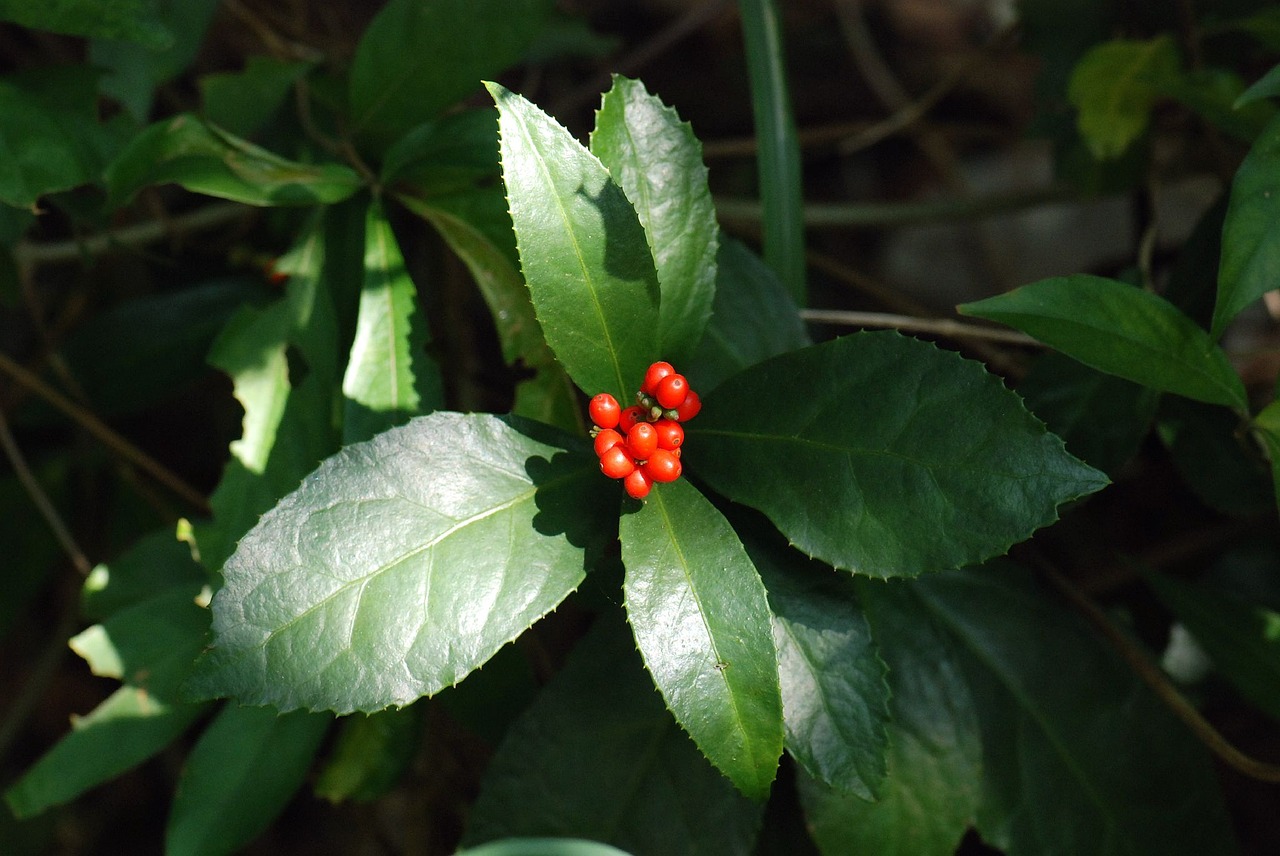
[1068,36,1181,159]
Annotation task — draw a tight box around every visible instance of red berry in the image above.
[674,390,701,422]
[643,448,682,483]
[589,393,621,429]
[654,374,689,409]
[653,419,683,450]
[619,405,646,433]
[624,467,652,499]
[642,361,675,395]
[599,445,636,479]
[626,422,658,460]
[593,428,624,457]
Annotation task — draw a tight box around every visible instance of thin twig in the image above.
[0,600,80,759]
[0,407,92,576]
[1040,562,1280,783]
[13,203,248,269]
[0,352,211,514]
[801,308,1040,346]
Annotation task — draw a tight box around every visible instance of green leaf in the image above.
[915,565,1238,855]
[1237,63,1280,108]
[105,114,361,207]
[960,275,1248,410]
[798,578,981,856]
[165,705,330,856]
[740,520,889,798]
[1215,112,1280,339]
[1067,36,1181,159]
[1255,399,1280,513]
[1157,68,1276,145]
[0,0,170,46]
[200,56,312,139]
[487,82,660,402]
[459,841,635,856]
[314,706,423,803]
[464,620,762,855]
[619,479,783,799]
[1148,572,1280,724]
[688,237,809,394]
[341,199,442,443]
[349,0,553,151]
[1018,352,1160,475]
[4,687,205,818]
[186,413,614,714]
[686,332,1107,576]
[1159,397,1272,516]
[0,70,117,208]
[590,76,717,363]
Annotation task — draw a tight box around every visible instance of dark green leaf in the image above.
[1236,63,1280,108]
[106,114,361,207]
[688,237,809,393]
[798,579,981,856]
[1148,572,1280,723]
[0,462,65,637]
[200,56,312,139]
[1159,397,1271,516]
[0,0,170,46]
[487,82,660,402]
[341,199,442,443]
[1215,112,1280,339]
[382,109,503,196]
[960,275,1247,410]
[590,76,717,363]
[165,705,330,856]
[464,620,762,855]
[619,479,783,799]
[1067,36,1181,159]
[349,0,553,151]
[4,687,205,818]
[80,527,204,621]
[1157,68,1275,144]
[1254,399,1280,512]
[459,841,634,856]
[1018,352,1159,475]
[740,521,888,798]
[314,706,423,803]
[915,565,1238,855]
[186,413,613,713]
[686,332,1107,576]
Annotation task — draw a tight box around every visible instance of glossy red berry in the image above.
[619,405,646,433]
[626,422,658,460]
[674,389,701,422]
[593,428,624,457]
[643,448,682,483]
[589,393,621,429]
[599,445,636,479]
[653,419,683,451]
[624,467,653,499]
[642,361,675,395]
[654,374,689,409]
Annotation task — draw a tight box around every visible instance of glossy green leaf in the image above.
[590,76,717,363]
[915,565,1238,855]
[798,579,981,856]
[4,687,205,818]
[487,82,660,402]
[349,0,552,150]
[688,238,809,394]
[1236,63,1280,108]
[1255,399,1280,513]
[341,199,442,443]
[186,413,613,714]
[200,56,312,138]
[0,71,116,207]
[686,332,1107,576]
[166,705,330,856]
[314,706,423,803]
[1158,397,1272,516]
[459,841,634,856]
[105,114,361,207]
[1018,352,1160,475]
[1215,112,1280,339]
[464,620,762,854]
[619,479,783,799]
[740,521,888,798]
[1067,36,1181,159]
[0,0,170,46]
[961,275,1247,410]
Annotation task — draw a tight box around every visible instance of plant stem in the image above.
[800,308,1040,346]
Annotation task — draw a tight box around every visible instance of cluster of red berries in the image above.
[589,361,702,499]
